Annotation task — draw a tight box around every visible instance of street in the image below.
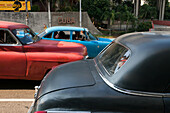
[0,80,40,113]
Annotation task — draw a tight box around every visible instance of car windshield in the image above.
[87,32,98,40]
[12,28,41,44]
[98,43,130,75]
[38,31,46,37]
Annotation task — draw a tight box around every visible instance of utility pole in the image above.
[109,0,113,27]
[108,0,113,35]
[134,0,139,18]
[159,0,166,20]
[79,0,82,27]
[161,0,166,20]
[48,1,51,27]
[25,0,28,25]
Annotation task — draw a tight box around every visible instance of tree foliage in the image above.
[164,0,170,20]
[82,0,111,23]
[139,4,157,20]
[136,21,152,31]
[145,0,157,7]
[145,0,170,20]
[114,3,137,31]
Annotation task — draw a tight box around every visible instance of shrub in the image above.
[136,21,152,32]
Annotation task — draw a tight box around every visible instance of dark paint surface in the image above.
[37,60,96,99]
[33,60,164,113]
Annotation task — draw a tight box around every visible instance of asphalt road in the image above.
[0,79,41,113]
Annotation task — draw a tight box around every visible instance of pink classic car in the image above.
[0,21,87,80]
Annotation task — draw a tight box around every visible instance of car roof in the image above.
[107,31,170,93]
[116,31,170,52]
[45,26,88,33]
[0,21,29,30]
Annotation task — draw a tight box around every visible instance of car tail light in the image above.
[34,111,47,113]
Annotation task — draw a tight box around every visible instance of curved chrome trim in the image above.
[94,60,170,98]
[0,44,22,46]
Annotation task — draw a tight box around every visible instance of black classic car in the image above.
[30,32,170,113]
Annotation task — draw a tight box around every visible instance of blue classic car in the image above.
[38,26,113,58]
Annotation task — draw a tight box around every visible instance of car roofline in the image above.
[45,26,88,33]
[0,21,29,30]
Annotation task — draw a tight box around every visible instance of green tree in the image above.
[136,21,152,31]
[164,0,170,20]
[114,3,136,31]
[125,11,137,31]
[139,4,157,20]
[145,0,157,7]
[145,0,170,20]
[82,0,111,27]
[112,0,122,4]
[101,8,115,23]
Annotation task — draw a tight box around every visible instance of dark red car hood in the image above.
[23,40,87,56]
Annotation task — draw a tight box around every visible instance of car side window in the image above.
[0,30,17,44]
[54,31,70,40]
[72,31,87,41]
[99,43,130,75]
[44,33,52,38]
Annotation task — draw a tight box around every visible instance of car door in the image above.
[43,30,99,58]
[96,41,111,53]
[71,31,99,58]
[74,40,98,58]
[0,29,26,77]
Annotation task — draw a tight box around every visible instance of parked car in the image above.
[30,32,170,113]
[0,21,87,80]
[38,26,113,58]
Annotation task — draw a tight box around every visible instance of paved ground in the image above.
[0,80,40,113]
[0,90,34,98]
[153,24,170,31]
[0,100,33,113]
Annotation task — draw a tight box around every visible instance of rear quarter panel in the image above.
[25,52,84,80]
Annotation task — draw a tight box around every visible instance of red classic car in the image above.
[0,21,87,80]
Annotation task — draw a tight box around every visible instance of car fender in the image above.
[37,60,96,99]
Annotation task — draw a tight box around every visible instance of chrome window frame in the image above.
[97,42,131,76]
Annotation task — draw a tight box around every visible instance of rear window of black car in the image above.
[99,43,130,75]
